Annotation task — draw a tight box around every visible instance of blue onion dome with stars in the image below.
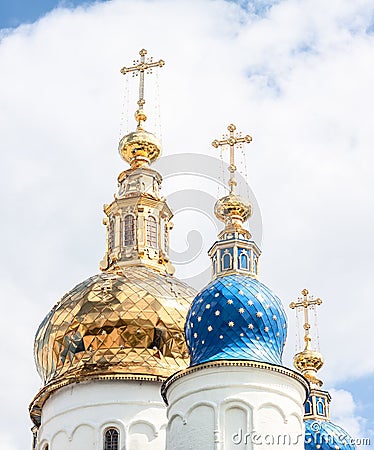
[185,274,287,366]
[185,124,288,367]
[304,420,356,450]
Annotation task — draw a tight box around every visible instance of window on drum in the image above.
[123,214,135,247]
[109,216,115,251]
[146,216,157,248]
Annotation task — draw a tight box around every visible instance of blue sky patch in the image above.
[0,0,107,29]
[338,374,374,442]
[228,0,281,17]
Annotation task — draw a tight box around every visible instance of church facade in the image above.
[29,50,355,450]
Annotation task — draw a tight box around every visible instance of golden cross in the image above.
[120,49,165,124]
[212,124,252,194]
[290,289,322,349]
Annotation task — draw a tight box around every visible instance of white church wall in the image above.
[37,379,166,450]
[165,364,307,450]
[223,404,248,450]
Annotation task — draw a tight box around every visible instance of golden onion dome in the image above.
[214,193,252,223]
[119,122,161,169]
[34,266,196,386]
[293,348,324,386]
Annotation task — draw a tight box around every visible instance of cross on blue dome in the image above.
[184,123,288,367]
[183,124,357,450]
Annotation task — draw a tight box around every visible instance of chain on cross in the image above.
[290,288,322,350]
[120,49,165,126]
[212,124,252,194]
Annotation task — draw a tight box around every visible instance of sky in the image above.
[0,0,374,449]
[0,0,108,28]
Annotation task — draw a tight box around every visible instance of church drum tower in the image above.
[29,50,196,450]
[162,125,309,450]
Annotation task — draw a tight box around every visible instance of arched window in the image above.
[123,214,135,247]
[104,427,119,450]
[239,250,249,270]
[109,215,115,251]
[222,251,232,270]
[316,398,325,416]
[164,226,169,252]
[146,216,157,248]
[304,398,312,415]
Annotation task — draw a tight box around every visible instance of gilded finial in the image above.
[290,289,324,387]
[212,124,252,195]
[119,49,165,169]
[212,124,253,233]
[120,48,165,129]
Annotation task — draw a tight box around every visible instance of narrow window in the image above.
[104,428,119,450]
[123,214,135,246]
[239,250,249,270]
[146,216,157,248]
[109,215,115,251]
[316,398,325,416]
[304,399,312,415]
[222,252,232,270]
[164,227,169,252]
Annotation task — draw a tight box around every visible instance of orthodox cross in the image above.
[120,48,165,115]
[212,124,252,194]
[289,288,322,349]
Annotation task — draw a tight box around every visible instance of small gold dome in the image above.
[293,348,324,386]
[119,128,161,168]
[214,193,252,223]
[34,266,195,386]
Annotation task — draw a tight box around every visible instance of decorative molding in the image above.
[256,402,288,424]
[128,420,159,439]
[162,360,310,405]
[185,401,217,422]
[30,373,165,427]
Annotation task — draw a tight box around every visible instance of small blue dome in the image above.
[305,419,356,449]
[185,274,287,366]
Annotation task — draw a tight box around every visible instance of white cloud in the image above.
[1,0,374,447]
[329,389,368,439]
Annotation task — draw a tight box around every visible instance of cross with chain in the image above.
[120,48,165,113]
[212,124,252,194]
[290,288,322,348]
